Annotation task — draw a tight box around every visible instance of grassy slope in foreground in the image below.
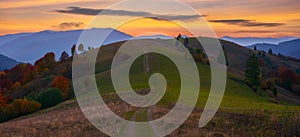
[94,40,300,111]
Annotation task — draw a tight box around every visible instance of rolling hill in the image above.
[0,54,19,71]
[185,38,300,76]
[248,39,300,59]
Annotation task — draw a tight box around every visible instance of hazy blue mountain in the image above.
[134,34,173,40]
[0,33,33,46]
[0,28,132,63]
[0,54,19,71]
[221,36,298,46]
[248,39,300,59]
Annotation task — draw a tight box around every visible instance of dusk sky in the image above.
[0,0,299,37]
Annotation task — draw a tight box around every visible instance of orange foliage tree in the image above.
[278,67,296,90]
[0,91,8,107]
[3,98,41,118]
[34,52,56,72]
[51,76,70,99]
[22,64,37,84]
[20,98,41,114]
[0,71,6,76]
[261,81,268,90]
[5,63,36,85]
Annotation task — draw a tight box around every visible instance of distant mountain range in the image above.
[248,39,300,59]
[221,36,300,59]
[1,29,299,63]
[0,28,132,63]
[134,34,173,40]
[0,54,19,71]
[0,33,33,46]
[221,36,298,46]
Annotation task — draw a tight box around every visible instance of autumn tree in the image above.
[11,81,21,91]
[278,67,296,90]
[21,64,37,84]
[245,54,261,90]
[34,52,56,72]
[20,98,41,114]
[0,91,8,107]
[59,51,70,62]
[3,99,22,118]
[266,80,275,90]
[0,72,12,90]
[2,98,41,120]
[261,81,268,90]
[51,76,70,99]
[71,44,77,56]
[7,63,32,83]
[0,71,6,76]
[190,48,204,62]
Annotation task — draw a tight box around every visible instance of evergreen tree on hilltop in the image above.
[176,34,182,40]
[59,51,69,62]
[78,44,84,53]
[71,44,76,56]
[268,48,273,55]
[245,53,261,90]
[183,37,189,47]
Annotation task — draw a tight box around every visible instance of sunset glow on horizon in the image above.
[0,0,299,38]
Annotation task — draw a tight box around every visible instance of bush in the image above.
[20,98,41,114]
[35,88,63,108]
[0,108,8,122]
[0,91,8,107]
[3,98,41,117]
[3,100,22,118]
[261,81,268,90]
[0,98,41,122]
[278,67,296,90]
[266,80,275,90]
[26,92,39,101]
[51,76,70,99]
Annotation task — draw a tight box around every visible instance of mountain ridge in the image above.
[221,36,298,46]
[0,54,19,71]
[0,28,133,63]
[248,39,300,59]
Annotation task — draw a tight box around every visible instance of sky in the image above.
[0,0,299,37]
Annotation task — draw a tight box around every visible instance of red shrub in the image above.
[51,76,70,99]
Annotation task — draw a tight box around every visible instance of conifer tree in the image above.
[245,54,261,90]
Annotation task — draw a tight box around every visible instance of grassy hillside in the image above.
[93,39,300,110]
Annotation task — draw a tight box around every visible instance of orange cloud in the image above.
[0,0,97,9]
[0,0,299,38]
